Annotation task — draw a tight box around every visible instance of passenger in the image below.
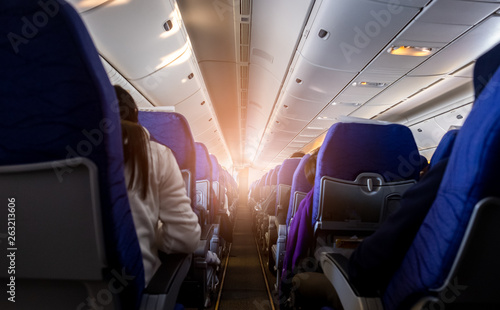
[419,154,429,178]
[115,85,201,285]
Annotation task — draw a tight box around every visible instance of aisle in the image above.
[216,205,274,310]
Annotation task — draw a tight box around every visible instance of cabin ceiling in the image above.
[68,0,500,172]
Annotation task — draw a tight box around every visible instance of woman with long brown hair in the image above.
[115,85,201,285]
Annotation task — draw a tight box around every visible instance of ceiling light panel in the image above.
[387,46,435,57]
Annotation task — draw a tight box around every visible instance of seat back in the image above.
[286,154,312,227]
[0,0,143,307]
[195,142,212,224]
[276,158,301,216]
[209,154,225,213]
[271,165,281,194]
[139,111,197,213]
[0,159,110,308]
[383,43,500,310]
[313,122,420,234]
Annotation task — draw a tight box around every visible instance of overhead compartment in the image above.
[350,104,393,119]
[272,115,309,134]
[298,0,421,71]
[100,57,154,108]
[173,90,209,126]
[285,55,356,102]
[246,64,281,136]
[80,0,187,80]
[194,127,219,146]
[250,0,314,80]
[132,49,202,106]
[66,0,111,13]
[409,119,447,150]
[433,104,472,131]
[277,93,326,121]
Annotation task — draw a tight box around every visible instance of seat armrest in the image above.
[276,224,287,268]
[200,223,215,241]
[320,252,383,310]
[194,239,210,258]
[141,253,192,310]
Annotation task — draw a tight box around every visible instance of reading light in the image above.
[352,81,387,87]
[387,46,433,56]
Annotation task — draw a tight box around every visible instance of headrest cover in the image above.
[286,154,312,226]
[0,0,144,306]
[138,111,197,210]
[195,142,212,181]
[278,158,301,186]
[271,165,281,186]
[138,111,195,172]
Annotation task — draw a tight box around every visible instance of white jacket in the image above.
[124,138,201,285]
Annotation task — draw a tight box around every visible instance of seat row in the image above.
[250,43,500,309]
[0,1,237,309]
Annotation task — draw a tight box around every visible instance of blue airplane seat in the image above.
[139,111,197,213]
[312,122,421,227]
[429,129,459,168]
[194,142,213,225]
[138,111,216,308]
[275,158,301,216]
[0,0,145,308]
[209,154,224,212]
[286,154,313,228]
[383,43,500,310]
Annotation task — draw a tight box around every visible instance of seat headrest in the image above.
[316,122,420,183]
[312,122,420,225]
[278,158,301,186]
[271,165,281,185]
[138,111,196,172]
[195,142,212,181]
